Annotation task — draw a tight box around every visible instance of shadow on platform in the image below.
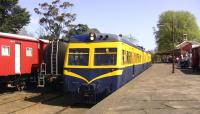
[24,92,94,108]
[178,68,200,75]
[0,87,16,94]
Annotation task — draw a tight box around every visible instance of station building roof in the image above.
[176,40,200,50]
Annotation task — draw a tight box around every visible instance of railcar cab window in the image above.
[94,48,117,66]
[68,48,89,66]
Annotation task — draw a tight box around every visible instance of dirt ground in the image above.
[87,64,200,114]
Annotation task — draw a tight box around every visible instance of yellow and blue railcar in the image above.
[63,33,151,98]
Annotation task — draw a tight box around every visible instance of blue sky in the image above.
[19,0,200,50]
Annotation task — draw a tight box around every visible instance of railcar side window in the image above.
[94,48,117,66]
[2,46,10,56]
[26,47,33,56]
[122,50,133,65]
[68,48,89,66]
[127,51,132,64]
[133,53,141,63]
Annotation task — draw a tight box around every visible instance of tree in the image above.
[34,0,76,39]
[18,27,34,37]
[123,34,138,44]
[87,28,100,33]
[68,24,100,36]
[68,24,89,36]
[155,11,200,52]
[0,0,30,33]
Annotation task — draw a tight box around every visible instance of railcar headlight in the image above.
[90,36,94,40]
[89,33,96,41]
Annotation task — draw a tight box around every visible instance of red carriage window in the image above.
[26,47,33,56]
[2,45,10,56]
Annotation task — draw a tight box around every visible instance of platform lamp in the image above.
[158,16,175,73]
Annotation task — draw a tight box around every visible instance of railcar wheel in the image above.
[0,83,7,91]
[15,81,26,91]
[20,81,26,90]
[16,84,21,91]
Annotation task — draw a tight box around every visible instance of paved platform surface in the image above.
[87,64,200,114]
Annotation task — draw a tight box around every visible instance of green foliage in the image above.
[123,34,138,43]
[34,0,76,39]
[18,27,34,37]
[87,28,100,33]
[0,0,30,33]
[156,11,200,52]
[68,24,100,36]
[68,24,89,36]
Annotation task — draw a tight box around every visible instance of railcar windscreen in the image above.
[68,48,89,66]
[94,48,117,66]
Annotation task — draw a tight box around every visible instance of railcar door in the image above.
[15,44,21,74]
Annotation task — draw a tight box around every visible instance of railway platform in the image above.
[87,64,200,114]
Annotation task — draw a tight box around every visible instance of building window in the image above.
[26,48,32,56]
[2,46,10,56]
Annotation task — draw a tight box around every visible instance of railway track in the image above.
[0,91,39,106]
[0,91,63,114]
[0,92,13,97]
[8,94,63,114]
[53,106,70,114]
[16,94,77,114]
[0,88,17,96]
[53,103,92,114]
[0,90,92,114]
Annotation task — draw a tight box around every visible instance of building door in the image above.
[15,44,21,73]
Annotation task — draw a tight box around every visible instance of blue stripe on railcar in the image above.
[63,62,152,96]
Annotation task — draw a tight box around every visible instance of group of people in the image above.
[161,55,173,63]
[176,52,192,68]
[160,52,192,69]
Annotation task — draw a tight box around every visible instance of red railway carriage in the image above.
[0,32,48,90]
[38,39,49,65]
[192,46,200,70]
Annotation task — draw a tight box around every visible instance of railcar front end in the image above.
[63,42,123,97]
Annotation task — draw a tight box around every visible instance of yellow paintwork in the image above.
[63,41,151,83]
[64,42,122,68]
[63,69,123,84]
[64,42,151,69]
[64,70,89,83]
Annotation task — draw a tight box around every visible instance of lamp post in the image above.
[172,17,175,73]
[158,16,175,73]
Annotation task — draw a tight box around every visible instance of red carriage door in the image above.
[15,44,21,74]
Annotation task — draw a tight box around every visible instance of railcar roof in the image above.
[38,39,49,43]
[71,33,147,52]
[0,32,38,42]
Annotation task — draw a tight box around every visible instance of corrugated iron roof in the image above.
[176,40,200,49]
[38,39,49,43]
[0,32,38,41]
